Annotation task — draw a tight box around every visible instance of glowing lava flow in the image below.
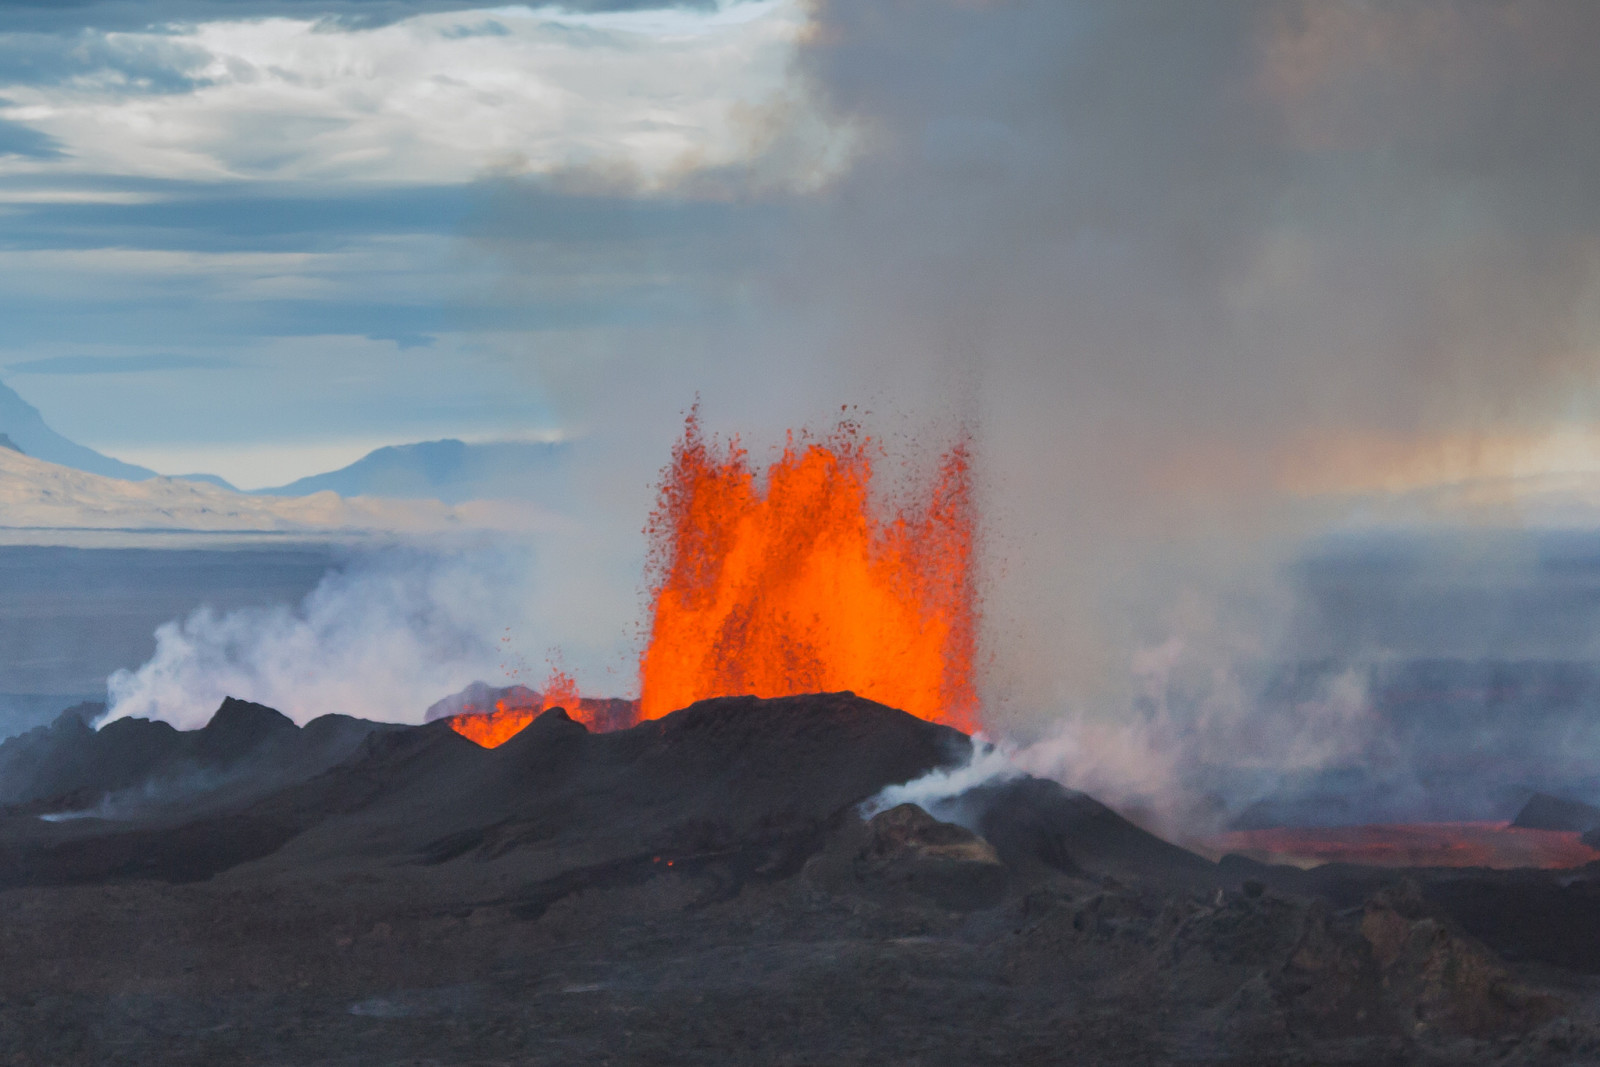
[638,411,980,731]
[1212,822,1600,870]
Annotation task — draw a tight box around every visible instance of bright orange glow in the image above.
[637,411,980,731]
[541,667,581,714]
[447,699,538,748]
[447,667,633,747]
[1211,822,1600,870]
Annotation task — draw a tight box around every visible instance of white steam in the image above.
[866,638,1383,841]
[102,543,540,729]
[861,736,1022,822]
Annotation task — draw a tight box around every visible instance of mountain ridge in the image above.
[0,442,470,533]
[257,438,567,502]
[0,380,157,481]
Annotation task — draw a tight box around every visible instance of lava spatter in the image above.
[638,411,980,732]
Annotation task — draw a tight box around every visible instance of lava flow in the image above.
[1212,822,1600,870]
[637,411,980,732]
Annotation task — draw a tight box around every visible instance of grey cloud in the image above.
[0,0,719,35]
[7,354,235,374]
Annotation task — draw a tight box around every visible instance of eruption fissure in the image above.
[637,411,980,731]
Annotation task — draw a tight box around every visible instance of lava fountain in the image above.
[637,410,980,732]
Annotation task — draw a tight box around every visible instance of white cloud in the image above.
[0,1,847,190]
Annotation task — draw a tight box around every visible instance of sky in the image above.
[0,0,840,487]
[7,0,1600,724]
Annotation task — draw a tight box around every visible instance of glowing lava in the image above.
[638,411,980,731]
[448,700,539,748]
[1212,822,1600,870]
[448,668,627,747]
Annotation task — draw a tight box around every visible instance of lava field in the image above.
[0,693,1598,1064]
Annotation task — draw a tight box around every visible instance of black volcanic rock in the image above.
[259,691,971,881]
[1512,791,1600,832]
[190,697,297,763]
[0,690,1226,917]
[0,697,400,817]
[0,711,183,808]
[0,690,1588,1064]
[300,711,402,751]
[953,775,1216,886]
[806,802,1009,911]
[0,692,972,894]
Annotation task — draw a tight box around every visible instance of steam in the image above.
[867,652,1381,841]
[862,736,1022,823]
[102,542,542,729]
[489,0,1600,713]
[38,766,248,822]
[470,0,1600,834]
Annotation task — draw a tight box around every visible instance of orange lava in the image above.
[637,411,979,731]
[1211,822,1600,870]
[447,700,539,748]
[448,667,632,747]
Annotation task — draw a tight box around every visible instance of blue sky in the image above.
[0,0,832,486]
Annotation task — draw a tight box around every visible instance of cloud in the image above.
[0,116,60,158]
[6,353,234,374]
[0,1,720,35]
[0,1,842,188]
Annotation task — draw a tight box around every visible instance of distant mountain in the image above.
[0,380,157,481]
[258,438,567,503]
[0,443,464,533]
[0,434,20,454]
[172,472,238,491]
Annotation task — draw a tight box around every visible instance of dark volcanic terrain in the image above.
[1,693,1599,1065]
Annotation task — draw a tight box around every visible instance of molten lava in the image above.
[447,700,539,748]
[1212,822,1600,870]
[447,667,632,747]
[638,411,980,731]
